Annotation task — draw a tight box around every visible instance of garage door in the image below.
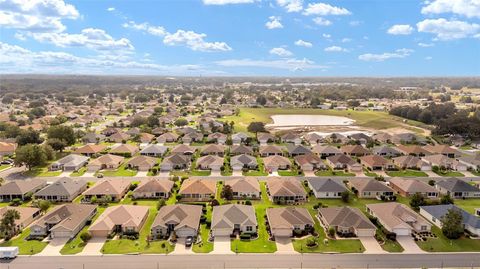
[393,228,410,236]
[176,227,195,238]
[52,231,72,238]
[357,229,376,237]
[213,229,231,237]
[273,228,292,237]
[90,230,109,237]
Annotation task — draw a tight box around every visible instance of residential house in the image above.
[257,133,275,144]
[160,154,190,171]
[458,155,480,171]
[34,178,87,202]
[179,179,216,202]
[360,155,395,170]
[294,154,326,171]
[132,178,174,199]
[196,155,224,171]
[340,145,370,157]
[423,145,460,158]
[200,144,225,156]
[286,144,312,157]
[435,178,480,199]
[0,179,47,201]
[392,155,431,171]
[372,132,393,144]
[157,132,179,143]
[395,145,430,157]
[140,144,168,157]
[318,206,376,237]
[231,154,258,171]
[373,146,401,158]
[311,145,342,159]
[326,133,348,144]
[307,178,347,199]
[326,154,362,172]
[366,202,431,235]
[349,178,394,199]
[82,179,131,202]
[0,206,40,232]
[391,133,418,144]
[422,154,467,171]
[207,132,227,144]
[151,204,202,239]
[231,132,249,145]
[420,204,480,236]
[266,178,307,204]
[259,145,283,157]
[230,144,254,156]
[263,155,291,172]
[171,144,195,156]
[211,204,257,237]
[266,207,314,237]
[81,133,106,144]
[224,177,261,199]
[0,142,16,156]
[89,205,149,237]
[181,131,203,144]
[281,132,302,145]
[126,155,157,171]
[388,178,439,198]
[49,154,89,171]
[348,133,371,145]
[87,154,124,171]
[304,133,324,145]
[107,132,130,143]
[30,204,97,239]
[110,144,139,157]
[75,144,107,157]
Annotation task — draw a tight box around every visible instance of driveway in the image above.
[158,171,170,177]
[303,171,316,177]
[424,171,439,177]
[212,236,232,254]
[275,237,296,254]
[172,241,193,255]
[79,237,106,256]
[36,237,69,256]
[136,171,149,177]
[396,236,425,253]
[232,170,242,176]
[211,170,222,176]
[58,170,71,177]
[81,171,96,178]
[359,236,385,254]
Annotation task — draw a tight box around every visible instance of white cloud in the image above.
[303,2,351,16]
[122,21,166,36]
[106,7,115,12]
[276,0,303,12]
[163,30,232,52]
[31,28,134,51]
[215,57,327,71]
[0,0,79,33]
[358,48,413,62]
[387,24,413,35]
[421,0,480,18]
[418,42,434,47]
[294,39,313,47]
[341,38,352,43]
[425,56,433,60]
[322,33,331,38]
[417,18,480,40]
[312,17,332,26]
[202,0,254,5]
[324,45,347,52]
[269,47,293,57]
[265,16,283,29]
[349,20,362,26]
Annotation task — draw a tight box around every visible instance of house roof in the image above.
[230,144,254,155]
[327,154,356,165]
[259,145,283,155]
[266,207,314,229]
[319,206,376,230]
[360,155,391,166]
[83,179,131,196]
[225,177,260,193]
[212,204,257,229]
[231,154,257,166]
[179,179,216,195]
[286,144,312,155]
[88,154,125,166]
[392,155,429,168]
[257,132,274,141]
[35,204,97,232]
[266,178,306,197]
[152,204,202,230]
[197,155,224,167]
[373,146,400,155]
[436,178,480,192]
[140,144,168,154]
[134,178,174,194]
[89,205,149,232]
[162,153,189,165]
[395,145,430,155]
[110,144,139,154]
[367,202,430,230]
[263,155,291,167]
[0,179,46,195]
[311,145,341,155]
[35,177,87,197]
[349,178,393,193]
[171,144,195,154]
[420,204,480,229]
[0,206,40,226]
[340,145,370,155]
[388,178,437,194]
[75,144,107,154]
[126,155,157,167]
[423,145,459,155]
[201,144,225,155]
[53,154,89,167]
[308,178,347,193]
[158,132,179,141]
[0,142,16,152]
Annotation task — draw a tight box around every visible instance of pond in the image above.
[266,114,355,127]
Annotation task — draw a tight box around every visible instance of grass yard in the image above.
[222,107,429,134]
[0,228,48,255]
[192,223,214,253]
[100,162,137,177]
[23,167,62,177]
[70,167,87,177]
[433,170,464,177]
[363,169,379,177]
[386,170,428,177]
[243,157,268,176]
[0,164,11,171]
[455,198,480,215]
[315,169,355,177]
[416,226,480,252]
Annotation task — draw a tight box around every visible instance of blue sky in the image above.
[0,0,479,76]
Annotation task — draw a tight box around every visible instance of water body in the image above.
[266,114,355,127]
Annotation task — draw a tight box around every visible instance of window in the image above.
[246,226,252,232]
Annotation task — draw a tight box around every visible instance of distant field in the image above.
[223,107,430,134]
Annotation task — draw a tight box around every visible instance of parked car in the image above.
[96,173,104,178]
[0,246,18,259]
[185,236,194,247]
[0,159,13,165]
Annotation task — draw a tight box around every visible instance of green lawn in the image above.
[222,107,429,134]
[0,164,11,171]
[433,170,464,177]
[70,167,87,177]
[0,228,48,255]
[315,169,355,177]
[455,198,480,215]
[416,226,480,252]
[386,170,429,177]
[192,223,214,253]
[243,157,268,176]
[277,170,303,176]
[100,162,137,177]
[23,167,62,177]
[363,169,379,177]
[190,170,212,176]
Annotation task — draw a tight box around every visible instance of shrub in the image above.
[245,199,252,205]
[239,233,251,240]
[306,237,317,247]
[80,231,92,243]
[9,198,22,206]
[328,227,335,237]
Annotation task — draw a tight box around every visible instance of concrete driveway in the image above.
[172,241,193,255]
[396,236,425,253]
[81,171,96,178]
[275,237,296,254]
[79,237,107,256]
[136,171,149,177]
[232,170,242,176]
[211,170,222,176]
[359,236,385,254]
[212,236,232,254]
[36,237,69,256]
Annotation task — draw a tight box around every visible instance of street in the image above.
[1,253,480,269]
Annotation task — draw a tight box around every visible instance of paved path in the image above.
[136,171,149,177]
[36,238,69,256]
[396,236,425,253]
[171,241,193,255]
[359,236,386,254]
[79,237,106,256]
[212,236,232,254]
[275,237,296,254]
[5,253,480,269]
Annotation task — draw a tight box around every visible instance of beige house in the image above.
[89,205,149,237]
[388,178,439,198]
[132,178,174,199]
[263,155,291,172]
[224,177,261,199]
[87,154,125,171]
[151,204,202,239]
[196,155,224,171]
[75,144,107,157]
[110,144,139,157]
[126,155,157,171]
[266,178,306,204]
[349,178,394,199]
[179,179,216,202]
[0,206,40,233]
[211,204,257,237]
[0,179,47,201]
[318,206,376,237]
[266,207,314,237]
[82,179,131,202]
[366,202,431,236]
[30,204,97,239]
[34,177,87,202]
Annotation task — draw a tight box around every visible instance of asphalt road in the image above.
[2,253,480,269]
